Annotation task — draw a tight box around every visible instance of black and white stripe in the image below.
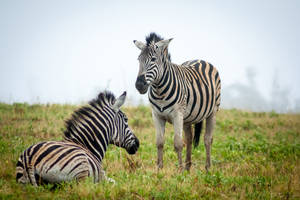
[134,33,221,170]
[16,91,139,186]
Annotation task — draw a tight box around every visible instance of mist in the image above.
[222,67,300,113]
[0,1,299,113]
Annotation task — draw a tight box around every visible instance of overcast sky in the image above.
[0,0,299,112]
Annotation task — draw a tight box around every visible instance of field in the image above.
[0,103,299,199]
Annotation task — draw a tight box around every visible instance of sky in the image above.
[0,0,299,112]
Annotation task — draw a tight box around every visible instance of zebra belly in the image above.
[183,99,215,124]
[150,97,215,125]
[183,80,217,124]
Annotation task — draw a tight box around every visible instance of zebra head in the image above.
[134,33,172,94]
[111,92,139,154]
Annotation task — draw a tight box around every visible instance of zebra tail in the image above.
[193,122,203,148]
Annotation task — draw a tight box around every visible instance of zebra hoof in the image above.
[205,165,210,173]
[185,166,191,171]
[107,177,116,184]
[157,162,163,169]
[178,165,184,173]
[185,162,192,171]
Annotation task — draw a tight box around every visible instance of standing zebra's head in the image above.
[134,32,172,94]
[110,92,139,154]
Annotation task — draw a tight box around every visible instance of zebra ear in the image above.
[155,38,173,49]
[112,91,127,112]
[133,40,146,50]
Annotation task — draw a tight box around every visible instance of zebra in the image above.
[134,33,221,171]
[16,91,139,186]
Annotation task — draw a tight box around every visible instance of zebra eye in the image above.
[124,117,128,123]
[151,57,156,62]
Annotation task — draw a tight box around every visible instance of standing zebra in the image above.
[134,33,221,171]
[16,91,139,186]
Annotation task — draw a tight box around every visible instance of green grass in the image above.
[0,103,299,199]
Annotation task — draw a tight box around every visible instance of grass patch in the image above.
[0,104,299,199]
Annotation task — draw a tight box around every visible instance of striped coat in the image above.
[149,59,221,123]
[16,91,139,186]
[134,33,221,171]
[16,141,103,185]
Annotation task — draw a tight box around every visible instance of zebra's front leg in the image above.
[183,124,192,171]
[204,112,216,172]
[173,112,184,170]
[99,169,115,184]
[152,111,166,169]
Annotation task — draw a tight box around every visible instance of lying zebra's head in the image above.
[64,91,139,158]
[134,32,172,94]
[110,92,139,154]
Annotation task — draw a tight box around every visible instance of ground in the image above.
[0,103,299,199]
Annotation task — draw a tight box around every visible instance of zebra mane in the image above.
[146,32,164,46]
[94,90,116,106]
[145,32,171,61]
[64,90,116,141]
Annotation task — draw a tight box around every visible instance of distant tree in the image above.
[270,70,290,113]
[222,67,269,112]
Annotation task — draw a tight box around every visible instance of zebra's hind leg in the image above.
[183,124,193,171]
[204,112,216,172]
[75,170,90,182]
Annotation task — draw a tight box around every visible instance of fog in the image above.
[0,1,299,113]
[222,67,299,113]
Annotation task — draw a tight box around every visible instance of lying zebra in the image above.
[16,91,139,186]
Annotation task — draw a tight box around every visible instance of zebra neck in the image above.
[151,63,171,95]
[149,63,184,112]
[64,127,109,163]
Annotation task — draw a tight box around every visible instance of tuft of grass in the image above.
[0,104,299,199]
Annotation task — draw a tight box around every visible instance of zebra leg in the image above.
[27,164,38,186]
[99,169,115,184]
[183,124,193,171]
[152,111,166,169]
[73,159,90,182]
[173,112,184,170]
[75,170,90,182]
[204,112,216,172]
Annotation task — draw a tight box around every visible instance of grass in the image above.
[0,103,299,199]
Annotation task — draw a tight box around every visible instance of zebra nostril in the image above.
[135,81,144,88]
[136,79,146,86]
[136,75,147,86]
[135,83,148,94]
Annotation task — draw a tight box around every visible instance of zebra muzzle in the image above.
[135,75,148,94]
[126,137,140,155]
